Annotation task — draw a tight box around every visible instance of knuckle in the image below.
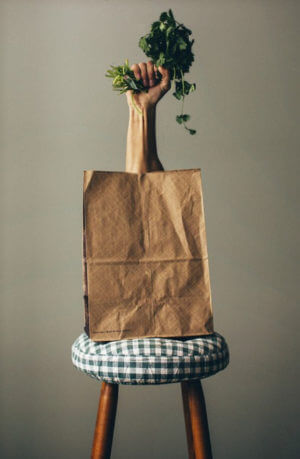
[147,62,154,74]
[161,81,171,92]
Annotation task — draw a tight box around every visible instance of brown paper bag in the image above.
[82,169,214,341]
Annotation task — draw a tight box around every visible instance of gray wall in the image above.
[1,1,299,458]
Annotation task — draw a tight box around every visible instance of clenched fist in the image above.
[126,61,171,110]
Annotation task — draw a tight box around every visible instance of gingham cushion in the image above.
[71,332,229,385]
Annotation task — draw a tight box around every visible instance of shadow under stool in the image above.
[72,332,229,459]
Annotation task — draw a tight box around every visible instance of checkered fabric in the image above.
[71,332,229,385]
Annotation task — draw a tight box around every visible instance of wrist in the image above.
[129,103,156,118]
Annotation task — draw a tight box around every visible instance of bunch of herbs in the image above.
[106,9,197,134]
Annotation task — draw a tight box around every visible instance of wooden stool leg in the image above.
[181,381,195,459]
[91,381,119,459]
[181,381,213,459]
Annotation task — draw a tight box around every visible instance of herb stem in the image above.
[180,69,185,120]
[180,69,190,132]
[171,66,176,92]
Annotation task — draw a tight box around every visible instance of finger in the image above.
[130,64,141,81]
[139,62,148,88]
[158,66,171,92]
[147,61,155,87]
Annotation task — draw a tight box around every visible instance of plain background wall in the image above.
[1,0,299,458]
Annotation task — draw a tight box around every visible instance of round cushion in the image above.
[72,332,229,385]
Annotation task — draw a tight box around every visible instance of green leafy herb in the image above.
[105,59,146,114]
[106,9,197,134]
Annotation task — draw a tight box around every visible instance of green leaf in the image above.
[188,129,196,135]
[151,21,160,29]
[125,76,138,90]
[166,26,173,37]
[189,83,196,93]
[157,52,166,66]
[176,115,183,124]
[177,37,187,50]
[160,12,168,22]
[139,36,149,52]
[173,91,182,100]
[182,114,190,122]
[168,9,174,21]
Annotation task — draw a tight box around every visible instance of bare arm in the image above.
[125,61,170,173]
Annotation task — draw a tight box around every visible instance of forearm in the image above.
[125,105,164,173]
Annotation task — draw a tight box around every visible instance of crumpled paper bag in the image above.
[82,169,214,341]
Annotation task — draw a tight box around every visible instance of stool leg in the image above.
[91,381,119,459]
[181,381,213,459]
[181,381,195,459]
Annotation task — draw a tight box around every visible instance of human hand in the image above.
[126,61,171,110]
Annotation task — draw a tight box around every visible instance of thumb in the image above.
[158,66,171,93]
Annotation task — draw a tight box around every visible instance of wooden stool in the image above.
[71,332,229,459]
[91,380,212,459]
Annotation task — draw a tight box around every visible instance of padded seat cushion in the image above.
[71,332,229,385]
